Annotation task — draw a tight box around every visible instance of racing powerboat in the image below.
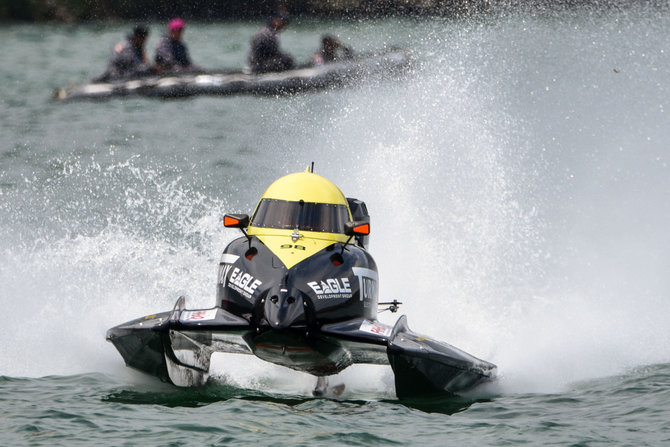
[106,169,496,398]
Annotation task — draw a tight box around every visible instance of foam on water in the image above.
[0,156,230,377]
[270,10,670,393]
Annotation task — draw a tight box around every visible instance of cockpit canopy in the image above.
[251,198,350,234]
[224,172,370,266]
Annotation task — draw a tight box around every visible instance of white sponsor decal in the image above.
[352,267,378,303]
[180,309,218,322]
[218,254,240,285]
[217,255,262,300]
[359,320,392,337]
[220,253,241,264]
[307,278,352,300]
[227,267,263,300]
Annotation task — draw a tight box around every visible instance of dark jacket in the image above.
[95,40,151,82]
[155,35,192,72]
[248,26,295,74]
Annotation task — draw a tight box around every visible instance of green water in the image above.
[4,365,670,446]
[2,7,670,445]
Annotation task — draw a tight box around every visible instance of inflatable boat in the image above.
[55,49,410,102]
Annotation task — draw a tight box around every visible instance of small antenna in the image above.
[310,162,314,173]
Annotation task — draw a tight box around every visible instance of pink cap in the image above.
[168,18,185,31]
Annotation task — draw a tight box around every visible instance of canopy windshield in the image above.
[251,199,350,233]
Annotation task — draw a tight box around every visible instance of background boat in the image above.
[54,49,411,101]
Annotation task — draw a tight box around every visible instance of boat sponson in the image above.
[387,315,497,398]
[105,312,172,382]
[106,303,497,396]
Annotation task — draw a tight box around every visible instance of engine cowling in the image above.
[216,236,378,328]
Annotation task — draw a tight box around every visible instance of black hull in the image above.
[55,50,410,102]
[106,297,496,398]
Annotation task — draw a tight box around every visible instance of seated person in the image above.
[154,18,201,74]
[94,25,153,82]
[312,35,353,65]
[248,14,295,74]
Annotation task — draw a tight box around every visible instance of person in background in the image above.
[154,18,201,74]
[312,35,353,65]
[248,13,295,74]
[94,25,153,82]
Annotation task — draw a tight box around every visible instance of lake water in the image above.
[2,6,670,445]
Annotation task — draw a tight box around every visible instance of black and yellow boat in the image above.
[55,49,410,102]
[106,169,496,398]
